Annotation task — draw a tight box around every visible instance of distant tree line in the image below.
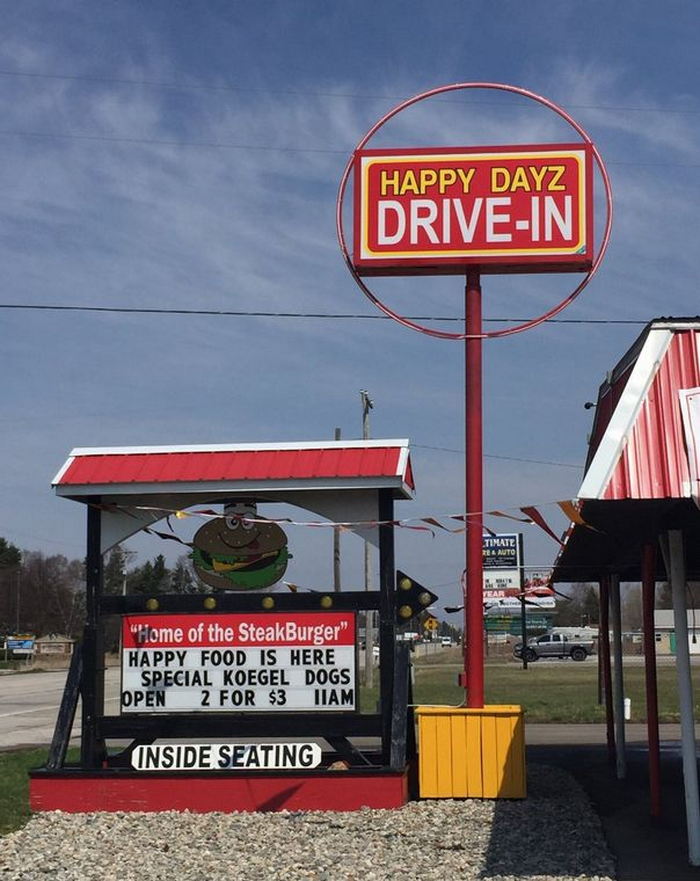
[4,533,687,642]
[0,536,202,640]
[552,580,679,631]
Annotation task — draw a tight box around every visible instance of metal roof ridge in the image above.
[66,439,412,457]
[649,317,700,330]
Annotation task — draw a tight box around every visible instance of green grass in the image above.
[360,650,700,721]
[405,657,700,723]
[0,747,82,835]
[0,748,50,835]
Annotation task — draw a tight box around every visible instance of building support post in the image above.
[599,576,615,765]
[610,573,626,779]
[668,529,700,865]
[641,541,661,818]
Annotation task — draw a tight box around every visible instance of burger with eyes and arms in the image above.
[191,502,291,590]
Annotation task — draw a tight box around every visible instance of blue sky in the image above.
[1,1,698,616]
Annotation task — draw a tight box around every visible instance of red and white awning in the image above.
[52,439,415,553]
[53,439,414,500]
[579,321,700,501]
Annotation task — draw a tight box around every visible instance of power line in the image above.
[0,127,698,170]
[413,444,583,469]
[0,67,698,117]
[0,128,345,155]
[0,302,649,325]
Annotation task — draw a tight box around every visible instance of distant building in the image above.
[654,610,700,655]
[34,634,75,657]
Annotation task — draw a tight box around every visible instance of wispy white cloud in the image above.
[0,17,697,597]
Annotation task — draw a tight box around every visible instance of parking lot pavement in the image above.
[526,722,694,745]
[527,725,700,881]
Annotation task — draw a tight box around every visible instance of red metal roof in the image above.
[53,440,414,498]
[580,321,700,501]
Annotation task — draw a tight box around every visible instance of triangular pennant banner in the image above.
[557,500,602,533]
[143,527,193,548]
[488,510,533,523]
[557,499,584,525]
[520,506,564,545]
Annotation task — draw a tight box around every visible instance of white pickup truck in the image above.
[513,632,595,662]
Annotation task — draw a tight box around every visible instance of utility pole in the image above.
[361,390,374,688]
[15,568,20,634]
[333,427,342,592]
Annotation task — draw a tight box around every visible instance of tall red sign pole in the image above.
[465,269,484,706]
[337,80,612,711]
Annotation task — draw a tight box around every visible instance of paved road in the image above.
[1,665,694,751]
[0,668,120,750]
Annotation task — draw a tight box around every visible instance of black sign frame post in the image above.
[518,534,528,671]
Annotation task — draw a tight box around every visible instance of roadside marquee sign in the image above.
[353,144,593,276]
[483,533,520,598]
[483,534,519,568]
[121,611,356,714]
[6,636,35,655]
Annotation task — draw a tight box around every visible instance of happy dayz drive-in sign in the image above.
[352,143,593,275]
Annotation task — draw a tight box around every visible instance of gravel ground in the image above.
[0,764,615,881]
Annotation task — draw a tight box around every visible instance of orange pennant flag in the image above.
[557,500,601,532]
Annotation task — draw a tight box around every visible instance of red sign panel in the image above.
[353,143,593,276]
[122,612,355,648]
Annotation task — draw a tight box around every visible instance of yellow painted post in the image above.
[415,705,526,799]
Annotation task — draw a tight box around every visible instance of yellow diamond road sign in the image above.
[424,617,439,631]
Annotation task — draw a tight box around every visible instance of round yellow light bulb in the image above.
[145,598,159,612]
[418,592,432,606]
[261,596,275,610]
[398,604,413,619]
[398,577,413,591]
[320,595,333,608]
[203,596,217,610]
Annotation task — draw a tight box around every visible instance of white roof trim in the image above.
[578,328,673,499]
[649,320,700,331]
[396,445,410,479]
[50,455,75,487]
[679,386,700,503]
[64,438,410,458]
[54,475,415,499]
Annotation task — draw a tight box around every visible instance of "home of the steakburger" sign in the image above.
[121,611,356,714]
[352,143,593,275]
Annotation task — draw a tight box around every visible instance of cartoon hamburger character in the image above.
[191,502,291,591]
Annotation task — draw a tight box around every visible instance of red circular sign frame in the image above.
[336,82,613,340]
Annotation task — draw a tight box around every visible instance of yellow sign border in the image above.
[359,149,587,260]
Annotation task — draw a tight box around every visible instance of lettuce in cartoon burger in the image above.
[191,502,291,590]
